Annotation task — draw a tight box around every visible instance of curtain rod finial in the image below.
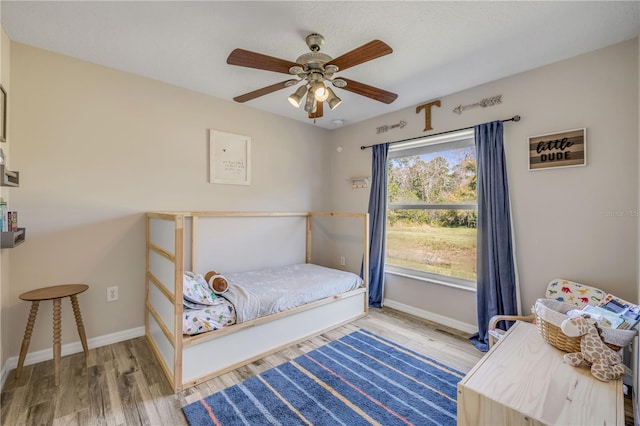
[360,146,366,150]
[513,115,521,122]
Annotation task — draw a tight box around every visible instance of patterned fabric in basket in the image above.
[545,279,606,307]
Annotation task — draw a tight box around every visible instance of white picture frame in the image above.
[209,130,251,185]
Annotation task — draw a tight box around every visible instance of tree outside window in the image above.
[386,132,477,287]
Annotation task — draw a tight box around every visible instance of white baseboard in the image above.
[1,326,145,390]
[383,298,478,335]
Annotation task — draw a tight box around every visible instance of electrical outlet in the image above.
[107,286,118,302]
[340,256,346,266]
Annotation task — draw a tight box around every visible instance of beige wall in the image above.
[1,42,333,364]
[329,38,639,328]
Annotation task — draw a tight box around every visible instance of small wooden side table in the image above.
[16,284,89,386]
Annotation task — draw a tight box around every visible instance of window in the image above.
[386,130,477,289]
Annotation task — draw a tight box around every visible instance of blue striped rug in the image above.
[181,329,464,425]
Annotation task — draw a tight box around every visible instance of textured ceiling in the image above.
[2,1,639,129]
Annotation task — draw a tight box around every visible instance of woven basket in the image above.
[533,299,637,353]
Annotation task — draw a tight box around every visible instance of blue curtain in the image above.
[367,143,389,308]
[470,121,518,352]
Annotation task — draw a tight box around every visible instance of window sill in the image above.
[385,268,477,293]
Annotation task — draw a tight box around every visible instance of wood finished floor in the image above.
[2,307,632,425]
[1,308,482,425]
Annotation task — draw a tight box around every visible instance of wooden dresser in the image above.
[457,321,623,425]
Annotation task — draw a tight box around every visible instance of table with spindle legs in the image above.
[15,284,89,386]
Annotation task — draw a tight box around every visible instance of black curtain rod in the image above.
[360,115,521,150]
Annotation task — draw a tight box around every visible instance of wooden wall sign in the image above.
[528,128,586,171]
[416,100,441,131]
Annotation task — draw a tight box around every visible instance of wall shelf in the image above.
[1,228,25,248]
[350,177,370,189]
[0,165,19,187]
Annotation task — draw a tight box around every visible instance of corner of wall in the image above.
[635,34,640,426]
[0,23,11,382]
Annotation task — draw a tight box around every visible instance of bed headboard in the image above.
[191,214,307,273]
[146,210,369,284]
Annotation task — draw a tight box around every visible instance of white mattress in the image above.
[221,263,363,323]
[182,263,363,335]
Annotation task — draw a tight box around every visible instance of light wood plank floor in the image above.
[1,307,483,425]
[0,308,496,424]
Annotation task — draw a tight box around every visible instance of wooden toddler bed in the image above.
[145,211,369,392]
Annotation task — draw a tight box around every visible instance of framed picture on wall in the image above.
[528,128,586,171]
[209,129,251,185]
[0,85,6,142]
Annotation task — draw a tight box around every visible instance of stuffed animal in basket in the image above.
[560,315,624,382]
[204,270,229,294]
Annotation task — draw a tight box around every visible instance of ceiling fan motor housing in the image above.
[295,52,332,70]
[297,34,334,74]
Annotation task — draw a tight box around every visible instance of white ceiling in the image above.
[2,1,639,130]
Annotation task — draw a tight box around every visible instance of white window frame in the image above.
[385,129,477,290]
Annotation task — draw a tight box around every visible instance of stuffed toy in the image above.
[204,270,229,294]
[560,315,625,382]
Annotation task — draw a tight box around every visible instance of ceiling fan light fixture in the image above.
[288,85,308,108]
[304,91,317,113]
[326,87,342,110]
[312,81,329,102]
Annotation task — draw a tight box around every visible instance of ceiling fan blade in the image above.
[326,40,392,71]
[338,78,398,104]
[227,48,299,74]
[233,80,293,103]
[308,101,324,119]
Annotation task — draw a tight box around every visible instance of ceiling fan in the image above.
[226,33,398,120]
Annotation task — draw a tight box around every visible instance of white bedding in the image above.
[222,263,363,322]
[182,263,363,335]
